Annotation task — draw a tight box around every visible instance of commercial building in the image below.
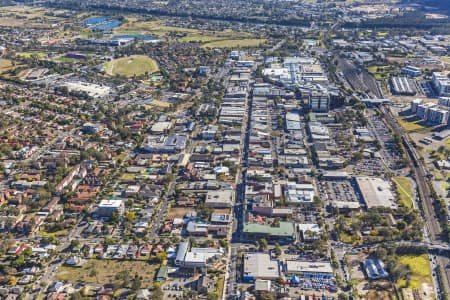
[309,92,330,112]
[97,199,124,217]
[410,98,423,113]
[183,248,224,268]
[432,72,450,96]
[439,97,450,108]
[81,122,104,134]
[285,182,315,205]
[416,102,435,120]
[401,66,422,77]
[243,221,295,244]
[363,259,389,280]
[205,189,234,208]
[355,177,396,209]
[297,223,321,241]
[143,134,187,153]
[174,241,224,268]
[243,253,280,282]
[286,261,333,279]
[150,121,172,133]
[175,242,189,266]
[427,106,449,125]
[286,111,302,131]
[63,81,111,98]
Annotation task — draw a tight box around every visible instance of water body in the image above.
[82,16,109,25]
[82,16,122,30]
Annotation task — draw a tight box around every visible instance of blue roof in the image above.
[291,275,300,283]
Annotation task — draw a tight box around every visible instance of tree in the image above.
[207,292,219,300]
[70,239,81,249]
[131,276,142,291]
[274,243,282,257]
[70,291,83,300]
[153,283,164,300]
[89,268,99,283]
[125,211,136,223]
[156,252,168,263]
[12,254,25,268]
[259,238,268,250]
[338,293,349,300]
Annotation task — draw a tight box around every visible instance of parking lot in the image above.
[320,180,359,203]
[353,158,385,174]
[367,112,404,170]
[162,272,200,299]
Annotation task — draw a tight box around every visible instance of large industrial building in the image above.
[243,221,296,244]
[174,241,224,268]
[390,77,416,95]
[355,177,397,209]
[286,261,334,279]
[243,253,280,282]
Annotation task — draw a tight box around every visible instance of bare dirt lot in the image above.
[167,207,196,219]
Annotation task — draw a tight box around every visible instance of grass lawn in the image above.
[392,177,414,209]
[120,173,136,181]
[16,51,48,59]
[114,20,198,37]
[396,117,427,132]
[55,259,159,288]
[38,228,69,238]
[367,65,390,73]
[104,55,158,77]
[215,276,225,297]
[202,38,266,48]
[396,254,432,289]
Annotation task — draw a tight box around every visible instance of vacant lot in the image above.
[55,259,158,288]
[104,55,158,77]
[115,19,261,47]
[16,52,48,59]
[392,177,414,209]
[202,38,266,49]
[115,20,198,37]
[0,59,12,72]
[167,207,195,219]
[396,254,432,289]
[396,117,427,132]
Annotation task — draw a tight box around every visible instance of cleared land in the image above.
[396,254,432,289]
[55,259,158,288]
[115,19,263,47]
[0,6,62,27]
[202,38,266,49]
[392,177,414,209]
[104,55,158,77]
[396,117,427,132]
[16,52,48,59]
[0,59,12,73]
[167,207,196,219]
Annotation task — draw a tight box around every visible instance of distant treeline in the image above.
[402,0,450,12]
[344,11,450,34]
[38,1,314,27]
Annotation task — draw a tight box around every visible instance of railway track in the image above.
[380,106,450,294]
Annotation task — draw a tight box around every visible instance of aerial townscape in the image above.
[1,0,450,299]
